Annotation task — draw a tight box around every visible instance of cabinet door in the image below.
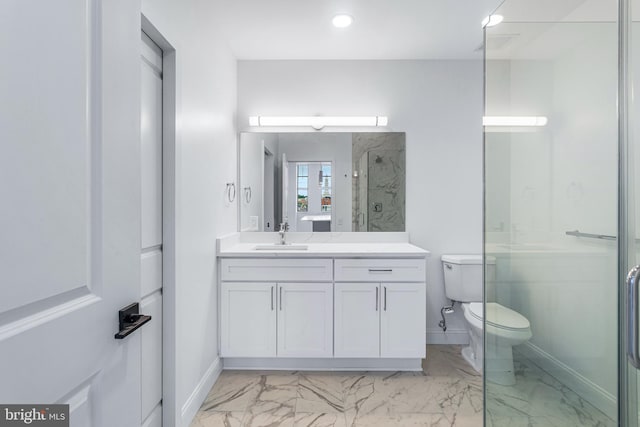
[380,283,426,358]
[334,283,380,357]
[221,282,276,357]
[277,283,333,357]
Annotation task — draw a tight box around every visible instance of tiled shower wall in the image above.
[352,133,406,231]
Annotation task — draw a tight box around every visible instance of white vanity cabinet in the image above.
[220,282,277,357]
[220,258,333,358]
[334,259,426,358]
[218,249,428,368]
[334,282,380,357]
[277,282,333,357]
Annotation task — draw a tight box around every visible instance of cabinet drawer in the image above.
[334,259,425,282]
[221,258,333,282]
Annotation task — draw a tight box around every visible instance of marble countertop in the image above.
[217,232,430,258]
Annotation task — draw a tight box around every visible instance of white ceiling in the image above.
[217,0,504,60]
[486,0,618,60]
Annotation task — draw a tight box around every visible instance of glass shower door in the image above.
[484,0,620,425]
[627,1,640,425]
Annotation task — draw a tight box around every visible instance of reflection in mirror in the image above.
[239,132,405,232]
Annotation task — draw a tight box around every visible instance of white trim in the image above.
[222,357,422,371]
[180,357,223,427]
[140,14,178,427]
[518,342,616,421]
[426,328,469,345]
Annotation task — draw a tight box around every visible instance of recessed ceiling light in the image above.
[482,14,504,28]
[332,14,354,28]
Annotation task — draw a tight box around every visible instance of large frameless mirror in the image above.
[238,132,405,232]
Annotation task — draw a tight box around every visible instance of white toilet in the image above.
[441,254,532,386]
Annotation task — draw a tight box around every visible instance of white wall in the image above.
[141,1,237,426]
[239,133,265,231]
[238,60,484,342]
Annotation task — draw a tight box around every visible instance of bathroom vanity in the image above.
[216,232,429,371]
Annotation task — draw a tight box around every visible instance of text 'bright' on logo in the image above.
[0,405,69,427]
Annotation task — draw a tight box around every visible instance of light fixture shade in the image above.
[483,116,548,126]
[332,14,354,28]
[482,14,504,28]
[249,116,389,129]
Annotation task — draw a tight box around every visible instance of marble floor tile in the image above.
[242,412,296,427]
[425,376,483,418]
[242,374,299,426]
[424,345,480,380]
[200,372,262,412]
[351,412,459,427]
[297,374,349,413]
[191,411,244,427]
[345,373,443,425]
[191,345,617,427]
[294,413,348,427]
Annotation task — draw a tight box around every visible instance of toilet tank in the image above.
[441,255,495,302]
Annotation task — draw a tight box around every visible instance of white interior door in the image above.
[140,31,163,427]
[0,1,142,426]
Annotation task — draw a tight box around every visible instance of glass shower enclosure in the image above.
[483,0,640,425]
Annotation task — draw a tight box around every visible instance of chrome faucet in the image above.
[278,222,289,245]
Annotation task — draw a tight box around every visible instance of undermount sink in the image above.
[254,244,309,251]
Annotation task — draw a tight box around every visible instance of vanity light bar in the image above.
[249,116,389,129]
[483,116,548,126]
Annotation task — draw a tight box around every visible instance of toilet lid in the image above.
[469,302,530,330]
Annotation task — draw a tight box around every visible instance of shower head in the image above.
[375,155,382,164]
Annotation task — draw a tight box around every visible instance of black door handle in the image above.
[115,302,152,339]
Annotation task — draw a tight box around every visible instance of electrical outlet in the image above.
[250,216,259,231]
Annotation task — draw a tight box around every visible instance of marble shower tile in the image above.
[294,413,348,427]
[486,357,614,426]
[486,414,609,427]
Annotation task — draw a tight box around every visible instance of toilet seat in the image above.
[463,302,532,343]
[468,302,530,331]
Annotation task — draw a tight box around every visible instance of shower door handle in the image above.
[627,265,640,368]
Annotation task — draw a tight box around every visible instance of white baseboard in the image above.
[518,342,616,421]
[180,357,223,427]
[222,357,422,371]
[426,328,469,345]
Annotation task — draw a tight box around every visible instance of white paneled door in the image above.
[0,0,142,426]
[140,32,164,427]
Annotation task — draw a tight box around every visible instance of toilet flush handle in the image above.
[627,265,640,369]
